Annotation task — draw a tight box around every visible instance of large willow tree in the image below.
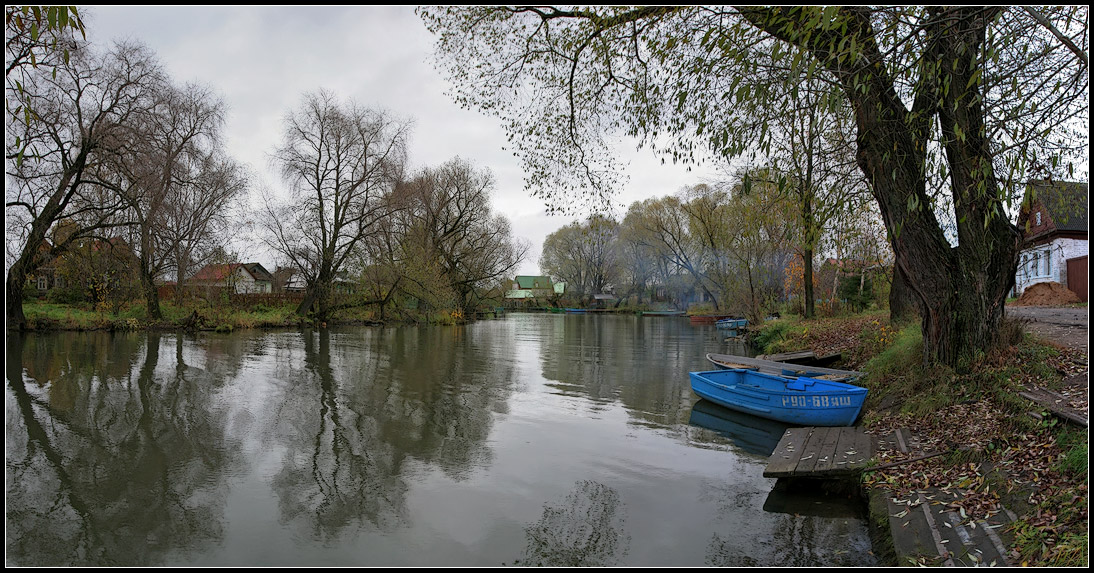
[420,6,1088,367]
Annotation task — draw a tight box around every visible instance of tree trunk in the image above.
[6,262,29,330]
[803,248,815,318]
[889,264,915,323]
[140,257,162,321]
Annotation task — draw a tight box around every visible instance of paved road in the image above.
[1006,305,1088,352]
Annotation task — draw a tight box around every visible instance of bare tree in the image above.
[265,90,410,322]
[400,158,529,315]
[111,80,239,319]
[5,40,162,329]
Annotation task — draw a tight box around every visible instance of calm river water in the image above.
[6,313,876,566]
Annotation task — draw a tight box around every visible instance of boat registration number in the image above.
[782,395,854,408]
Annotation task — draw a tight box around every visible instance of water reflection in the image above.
[538,315,710,428]
[516,480,630,567]
[268,325,520,541]
[688,399,789,457]
[6,331,241,566]
[6,317,876,566]
[269,328,410,538]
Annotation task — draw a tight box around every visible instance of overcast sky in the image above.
[84,5,722,276]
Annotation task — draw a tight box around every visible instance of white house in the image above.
[190,262,274,293]
[1013,180,1088,302]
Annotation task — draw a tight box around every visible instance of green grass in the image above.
[1012,519,1089,567]
[21,300,303,331]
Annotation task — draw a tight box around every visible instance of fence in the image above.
[157,285,306,308]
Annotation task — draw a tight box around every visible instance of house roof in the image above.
[1019,180,1088,240]
[191,263,239,282]
[191,262,273,283]
[515,275,553,289]
[505,289,536,299]
[243,262,274,282]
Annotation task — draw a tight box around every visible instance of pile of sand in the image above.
[1014,281,1081,306]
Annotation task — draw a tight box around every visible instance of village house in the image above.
[273,266,307,293]
[504,275,560,306]
[27,237,140,298]
[189,262,275,293]
[1013,180,1088,302]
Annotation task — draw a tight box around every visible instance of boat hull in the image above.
[715,318,748,329]
[689,369,867,427]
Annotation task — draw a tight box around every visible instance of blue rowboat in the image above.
[689,368,868,427]
[715,318,748,329]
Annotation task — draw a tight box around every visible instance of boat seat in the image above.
[785,378,817,391]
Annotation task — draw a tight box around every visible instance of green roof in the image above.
[515,275,553,289]
[504,289,536,299]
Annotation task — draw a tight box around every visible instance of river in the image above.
[5,313,876,566]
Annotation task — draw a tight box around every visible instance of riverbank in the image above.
[753,310,1088,567]
[15,300,460,332]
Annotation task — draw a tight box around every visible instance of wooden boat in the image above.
[757,350,843,368]
[689,368,868,427]
[715,318,748,329]
[706,353,865,382]
[640,310,685,317]
[689,314,733,325]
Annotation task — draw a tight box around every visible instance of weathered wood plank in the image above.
[764,427,814,477]
[758,350,817,362]
[1019,388,1088,427]
[765,426,873,478]
[799,427,840,475]
[814,427,850,473]
[833,427,872,472]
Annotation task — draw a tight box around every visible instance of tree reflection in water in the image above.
[5,332,241,566]
[269,328,410,539]
[515,480,630,567]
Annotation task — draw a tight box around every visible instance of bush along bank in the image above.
[752,313,1088,567]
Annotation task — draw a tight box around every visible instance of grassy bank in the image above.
[18,300,475,332]
[752,313,1088,567]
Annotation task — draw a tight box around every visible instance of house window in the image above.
[55,276,65,289]
[37,276,47,290]
[1035,211,1041,226]
[1028,248,1052,278]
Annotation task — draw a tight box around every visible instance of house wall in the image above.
[1014,238,1088,295]
[234,267,257,293]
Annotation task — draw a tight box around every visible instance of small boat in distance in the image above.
[716,318,748,330]
[689,368,868,427]
[640,310,686,317]
[689,314,733,325]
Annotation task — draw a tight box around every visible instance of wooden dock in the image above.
[763,426,873,478]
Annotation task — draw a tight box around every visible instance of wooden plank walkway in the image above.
[875,428,1016,566]
[1019,385,1088,427]
[763,426,872,478]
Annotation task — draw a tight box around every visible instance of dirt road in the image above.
[1006,305,1088,353]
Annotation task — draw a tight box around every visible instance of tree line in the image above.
[5,7,527,328]
[540,174,890,321]
[420,6,1088,367]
